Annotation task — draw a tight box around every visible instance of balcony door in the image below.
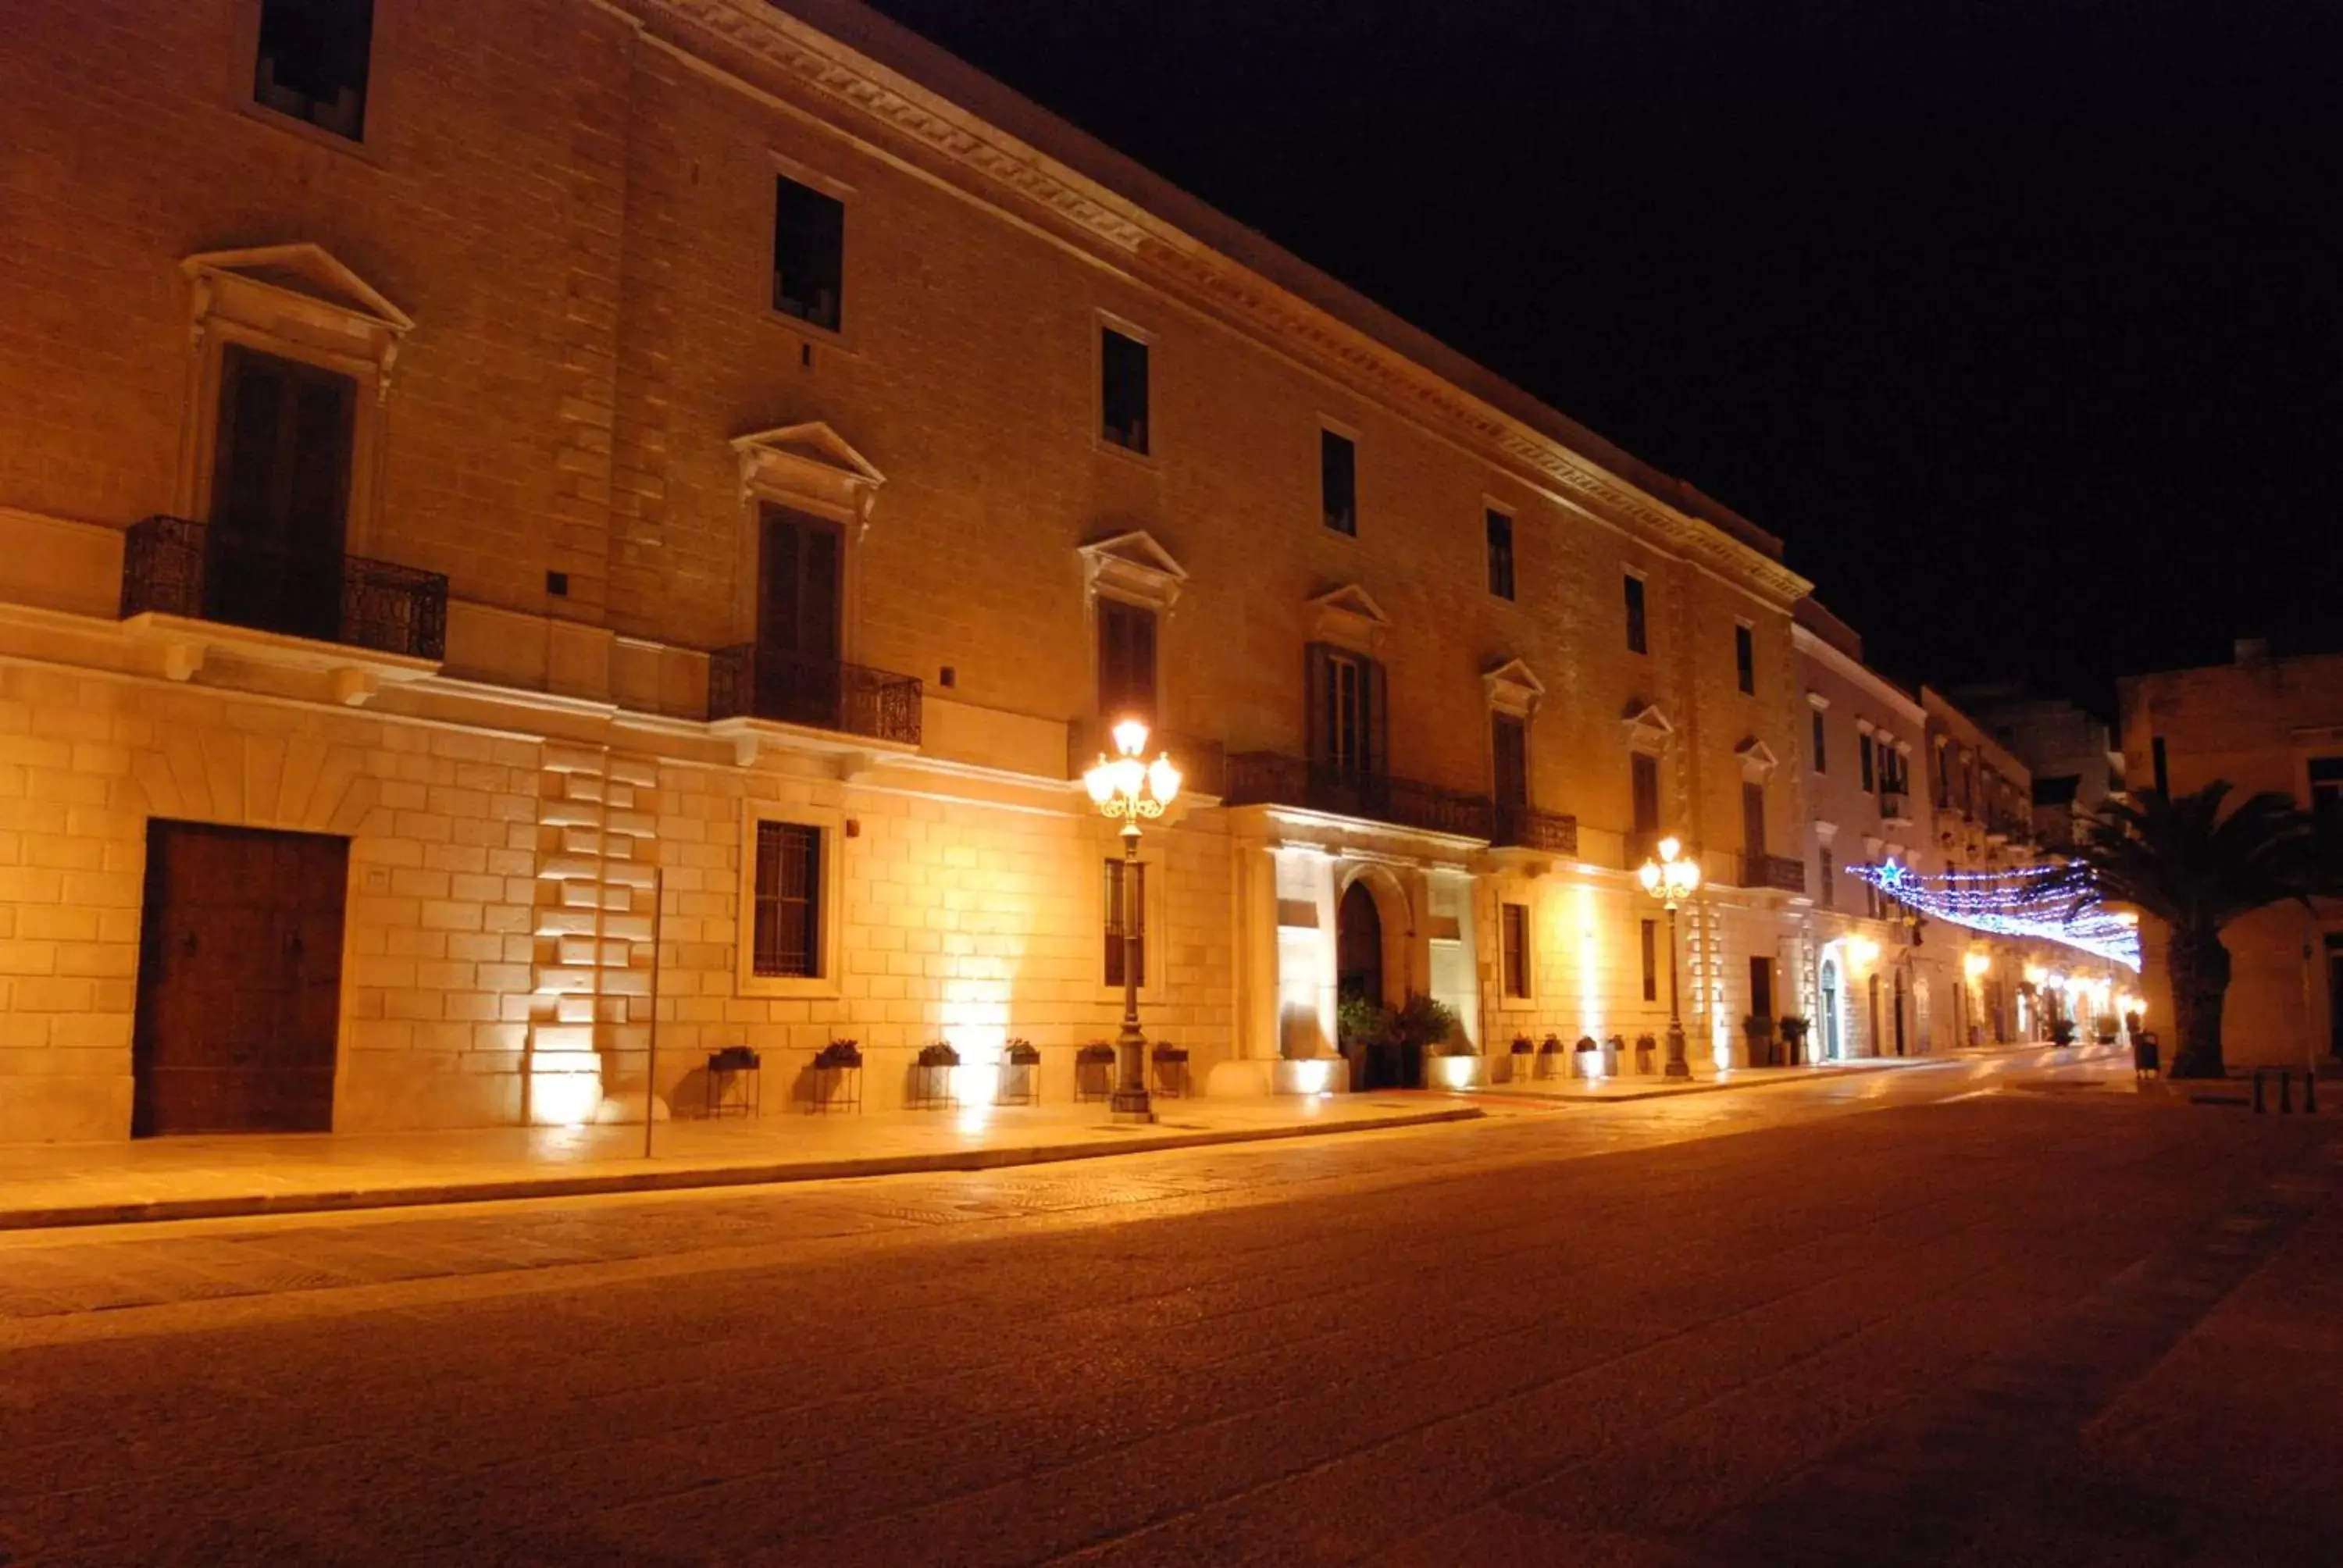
[1630,751,1661,861]
[1492,713,1528,809]
[1742,781,1767,861]
[757,504,843,730]
[1307,642,1385,817]
[208,344,356,643]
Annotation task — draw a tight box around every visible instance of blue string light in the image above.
[1848,860,2141,970]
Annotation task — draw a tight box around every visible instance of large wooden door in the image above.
[133,822,349,1136]
[1336,880,1387,1089]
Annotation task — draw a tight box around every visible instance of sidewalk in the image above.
[0,1096,1481,1233]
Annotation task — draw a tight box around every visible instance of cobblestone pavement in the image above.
[0,1057,2334,1566]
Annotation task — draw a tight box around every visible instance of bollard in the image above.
[2253,1069,2265,1114]
[2280,1071,2293,1114]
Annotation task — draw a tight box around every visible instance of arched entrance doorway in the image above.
[1337,879,1405,1089]
[1820,958,1842,1061]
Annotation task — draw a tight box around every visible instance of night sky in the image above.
[859,0,2341,711]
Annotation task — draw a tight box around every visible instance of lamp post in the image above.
[1637,835,1702,1079]
[1083,718,1182,1124]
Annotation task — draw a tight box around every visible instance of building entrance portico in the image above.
[1336,879,1390,1089]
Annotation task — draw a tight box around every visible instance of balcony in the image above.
[707,645,923,746]
[1879,789,1913,827]
[1222,753,1493,840]
[1492,804,1579,856]
[119,515,447,661]
[1738,853,1809,893]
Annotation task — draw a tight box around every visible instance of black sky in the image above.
[861,0,2341,710]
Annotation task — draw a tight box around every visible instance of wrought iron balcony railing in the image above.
[1222,753,1493,840]
[119,515,448,661]
[1492,803,1579,856]
[707,644,923,746]
[1879,789,1912,822]
[1745,853,1809,893]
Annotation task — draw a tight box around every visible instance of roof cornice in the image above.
[644,0,1812,605]
[1793,624,1926,728]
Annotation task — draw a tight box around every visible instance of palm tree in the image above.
[2067,783,2323,1078]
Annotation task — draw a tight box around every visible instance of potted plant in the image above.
[997,1038,1041,1106]
[1388,992,1459,1089]
[1573,1034,1600,1079]
[1742,1012,1778,1067]
[1603,1033,1625,1075]
[1634,1032,1657,1074]
[815,1039,861,1070]
[1777,1015,1812,1065]
[806,1039,861,1114]
[1075,1041,1117,1103]
[2049,1017,2078,1048]
[910,1040,961,1109]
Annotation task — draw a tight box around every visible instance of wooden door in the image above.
[133,822,348,1136]
[1492,713,1528,809]
[756,504,843,727]
[209,344,355,643]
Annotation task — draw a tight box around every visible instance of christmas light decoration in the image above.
[1849,860,2141,970]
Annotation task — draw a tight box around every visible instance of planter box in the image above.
[1425,1054,1482,1092]
[1273,1056,1350,1096]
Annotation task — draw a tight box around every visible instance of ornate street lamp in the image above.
[1083,718,1181,1123]
[1636,834,1701,1079]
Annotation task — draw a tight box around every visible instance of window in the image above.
[1308,644,1380,779]
[1321,429,1357,534]
[2309,757,2343,829]
[1639,918,1658,1002]
[1502,903,1531,999]
[2151,735,2169,797]
[207,343,358,643]
[1812,710,1828,774]
[1101,326,1150,454]
[772,176,845,332]
[1742,781,1767,859]
[1735,624,1755,694]
[1631,752,1661,841]
[1865,880,1882,920]
[1624,574,1648,654]
[1485,509,1515,600]
[1819,851,1836,909]
[751,821,822,978]
[255,0,374,140]
[1103,859,1146,989]
[1860,732,1876,792]
[1097,598,1157,724]
[1492,712,1528,808]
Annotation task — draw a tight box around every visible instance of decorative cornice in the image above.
[647,0,1812,604]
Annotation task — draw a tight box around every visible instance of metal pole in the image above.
[643,868,664,1159]
[1664,897,1690,1078]
[1111,822,1154,1122]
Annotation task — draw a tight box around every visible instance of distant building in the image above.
[2117,643,2343,1067]
[1948,682,2126,848]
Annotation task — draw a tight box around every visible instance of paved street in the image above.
[1,1056,2337,1566]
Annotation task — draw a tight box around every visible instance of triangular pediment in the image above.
[1735,737,1780,769]
[181,243,412,333]
[1307,584,1392,626]
[1621,699,1674,735]
[1079,529,1188,610]
[1483,657,1545,697]
[1079,529,1188,583]
[730,422,886,488]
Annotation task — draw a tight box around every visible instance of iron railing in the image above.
[120,515,448,661]
[1878,789,1911,822]
[707,644,922,746]
[1738,853,1808,893]
[1222,753,1494,839]
[1492,804,1579,856]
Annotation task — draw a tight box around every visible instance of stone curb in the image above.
[1456,1054,1947,1106]
[0,1105,1485,1234]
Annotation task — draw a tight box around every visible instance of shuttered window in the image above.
[1307,643,1384,780]
[1502,903,1531,1000]
[751,821,822,978]
[1103,859,1146,988]
[1097,599,1157,723]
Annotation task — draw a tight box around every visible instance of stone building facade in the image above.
[0,0,1835,1141]
[2118,647,2343,1068]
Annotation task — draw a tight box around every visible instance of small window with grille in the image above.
[751,820,822,979]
